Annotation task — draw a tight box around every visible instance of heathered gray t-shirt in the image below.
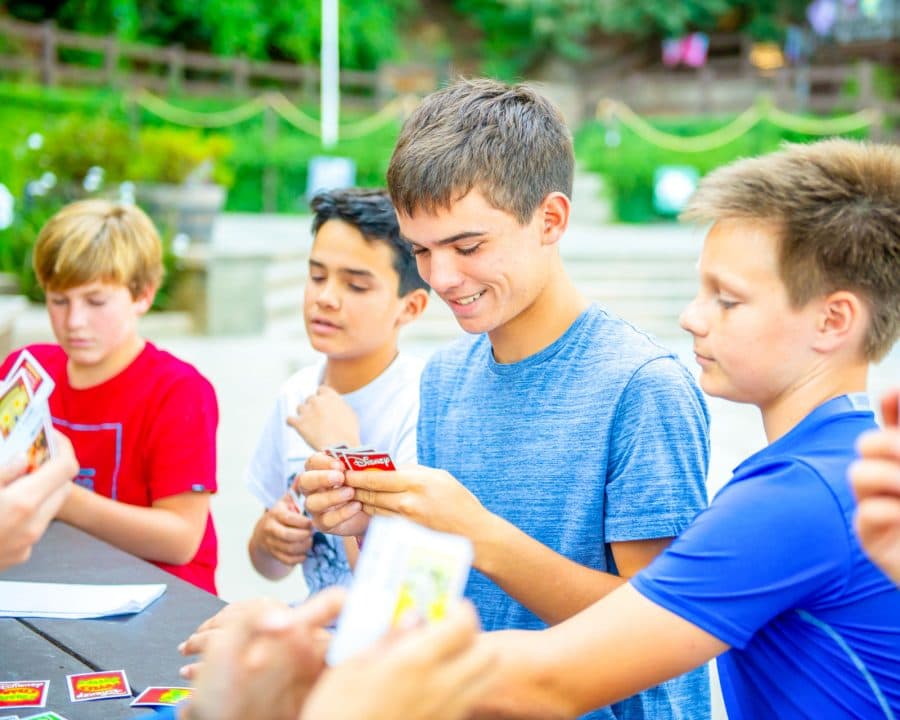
[418,304,711,720]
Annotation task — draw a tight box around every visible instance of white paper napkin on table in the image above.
[0,581,166,618]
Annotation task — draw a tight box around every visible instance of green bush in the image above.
[574,113,870,223]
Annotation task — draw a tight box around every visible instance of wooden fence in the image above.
[0,17,437,104]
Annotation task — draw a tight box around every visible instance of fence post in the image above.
[40,20,57,86]
[104,35,119,88]
[233,56,249,95]
[263,105,279,213]
[168,44,184,94]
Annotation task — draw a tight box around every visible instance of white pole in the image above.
[321,0,339,149]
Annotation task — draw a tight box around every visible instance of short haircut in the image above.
[682,139,900,361]
[387,78,574,225]
[310,188,429,297]
[33,199,163,299]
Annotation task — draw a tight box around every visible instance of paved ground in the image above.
[10,213,900,720]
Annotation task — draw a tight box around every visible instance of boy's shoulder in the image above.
[278,359,327,401]
[139,342,214,395]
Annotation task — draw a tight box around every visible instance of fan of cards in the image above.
[0,350,57,473]
[288,444,396,510]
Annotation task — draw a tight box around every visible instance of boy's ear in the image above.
[539,192,570,247]
[396,288,429,328]
[812,290,868,356]
[133,284,157,316]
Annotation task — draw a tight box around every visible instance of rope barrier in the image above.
[131,89,419,139]
[595,96,881,152]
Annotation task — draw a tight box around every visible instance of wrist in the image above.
[470,510,508,577]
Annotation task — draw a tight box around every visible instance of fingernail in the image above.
[339,487,354,501]
[178,665,191,678]
[177,642,186,653]
[328,471,344,487]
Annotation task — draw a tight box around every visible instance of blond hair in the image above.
[682,139,900,360]
[387,78,573,224]
[33,199,163,298]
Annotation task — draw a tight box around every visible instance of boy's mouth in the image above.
[453,290,485,306]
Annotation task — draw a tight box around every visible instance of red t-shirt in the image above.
[1,343,219,594]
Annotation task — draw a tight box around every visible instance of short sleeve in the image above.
[416,361,439,468]
[145,373,218,501]
[631,462,853,649]
[245,398,290,508]
[605,357,709,541]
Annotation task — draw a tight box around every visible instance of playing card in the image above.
[8,350,54,402]
[20,712,69,720]
[326,516,473,665]
[341,451,396,472]
[66,670,131,702]
[130,686,193,707]
[0,681,48,710]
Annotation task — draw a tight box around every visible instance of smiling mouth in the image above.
[454,290,484,306]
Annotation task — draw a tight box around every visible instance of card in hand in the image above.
[0,351,57,472]
[326,516,473,665]
[20,712,70,720]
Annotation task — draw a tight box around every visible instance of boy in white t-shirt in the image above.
[245,188,429,595]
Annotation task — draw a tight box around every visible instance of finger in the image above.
[304,453,345,473]
[303,487,355,514]
[0,455,28,487]
[434,644,500,720]
[881,389,900,427]
[298,469,346,493]
[178,660,202,680]
[271,504,314,529]
[344,470,414,492]
[179,628,216,656]
[850,458,900,500]
[856,495,900,534]
[362,503,402,519]
[15,453,78,502]
[857,427,900,460]
[354,489,410,512]
[320,502,364,531]
[289,586,347,630]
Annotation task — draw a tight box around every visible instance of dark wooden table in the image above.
[0,522,226,719]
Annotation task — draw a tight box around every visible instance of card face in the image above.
[0,352,56,471]
[20,712,69,720]
[9,350,54,401]
[130,686,193,707]
[326,516,473,665]
[0,681,48,710]
[342,451,396,472]
[66,670,131,702]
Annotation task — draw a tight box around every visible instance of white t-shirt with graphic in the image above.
[246,352,423,596]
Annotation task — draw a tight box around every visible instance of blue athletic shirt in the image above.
[419,305,711,720]
[632,394,900,719]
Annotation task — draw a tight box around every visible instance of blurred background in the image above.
[0,7,897,711]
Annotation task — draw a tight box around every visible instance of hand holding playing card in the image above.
[0,431,77,571]
[254,493,314,567]
[347,466,489,539]
[298,452,371,537]
[302,601,496,720]
[184,588,345,720]
[286,386,361,452]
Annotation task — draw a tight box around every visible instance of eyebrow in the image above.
[400,230,487,247]
[308,258,375,279]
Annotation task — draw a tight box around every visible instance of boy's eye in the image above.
[717,298,739,310]
[309,274,326,283]
[49,297,68,306]
[348,284,369,293]
[87,298,107,307]
[410,246,428,257]
[456,244,481,256]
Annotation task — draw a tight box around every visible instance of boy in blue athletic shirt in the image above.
[464,139,900,719]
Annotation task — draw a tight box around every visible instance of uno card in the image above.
[342,451,396,472]
[66,670,131,702]
[20,713,69,720]
[326,516,473,665]
[8,350,54,401]
[0,374,32,441]
[0,681,48,710]
[130,686,193,707]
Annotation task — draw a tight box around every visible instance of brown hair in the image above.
[682,139,900,360]
[33,199,163,299]
[387,78,574,225]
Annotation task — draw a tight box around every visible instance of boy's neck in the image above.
[489,259,589,364]
[322,343,400,394]
[760,360,869,443]
[67,336,147,390]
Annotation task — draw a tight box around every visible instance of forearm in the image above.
[475,513,625,625]
[248,514,294,580]
[58,489,205,565]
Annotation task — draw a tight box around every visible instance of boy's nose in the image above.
[316,283,340,308]
[679,297,706,336]
[425,252,463,295]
